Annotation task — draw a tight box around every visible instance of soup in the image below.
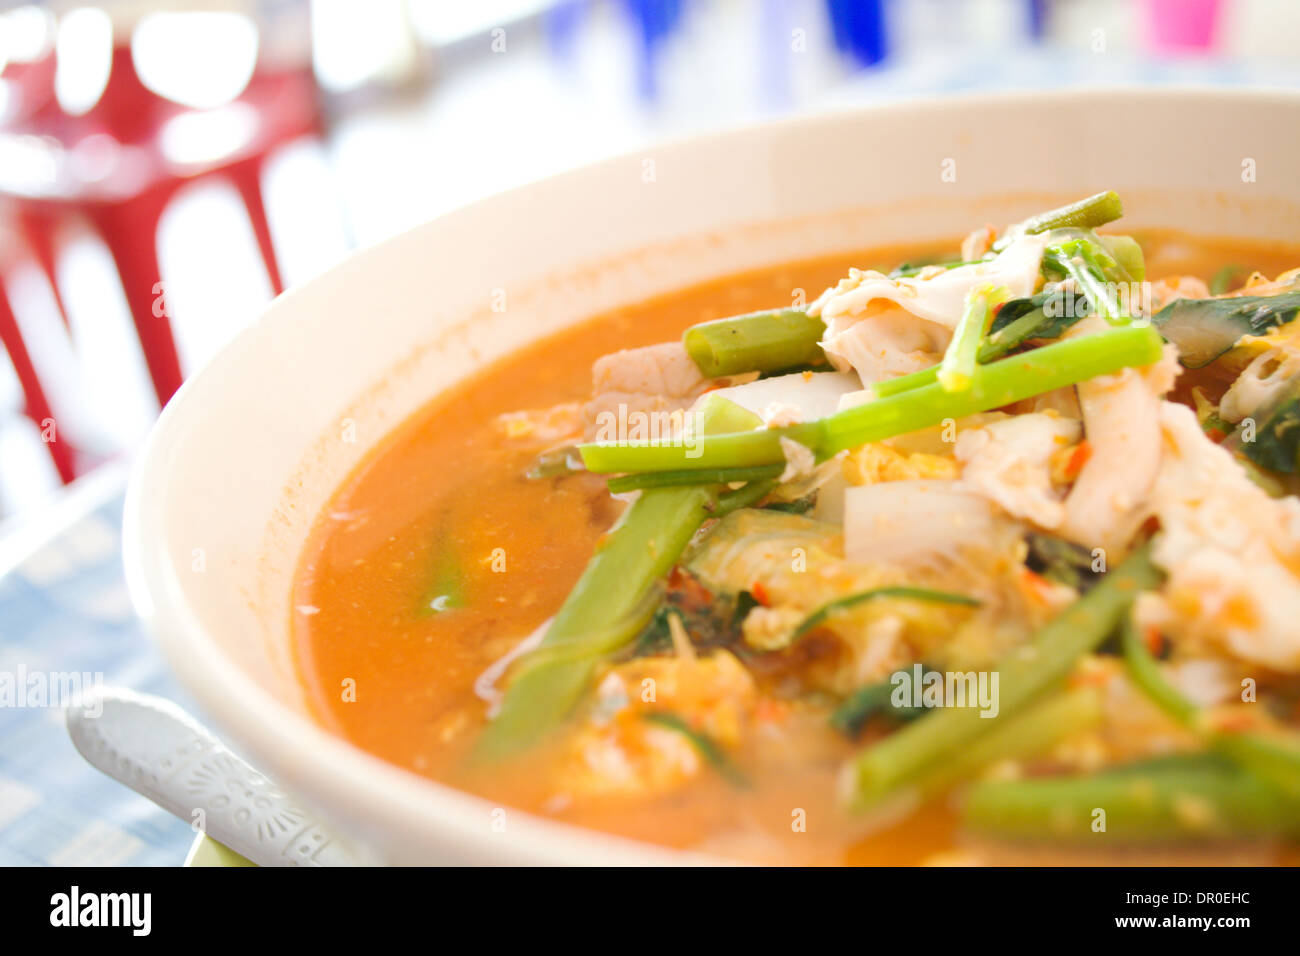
[293,196,1300,864]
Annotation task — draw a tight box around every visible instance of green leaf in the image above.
[793,587,980,641]
[415,520,465,618]
[1237,384,1300,474]
[631,576,756,655]
[830,672,933,739]
[1025,533,1102,593]
[986,289,1089,352]
[1209,264,1247,296]
[1153,291,1300,368]
[1019,191,1124,237]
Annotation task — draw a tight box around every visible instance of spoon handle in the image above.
[66,686,352,866]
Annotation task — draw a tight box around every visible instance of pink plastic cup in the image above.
[1146,0,1223,53]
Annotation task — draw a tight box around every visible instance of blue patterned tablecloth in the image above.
[0,475,195,866]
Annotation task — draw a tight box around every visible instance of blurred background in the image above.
[2,0,1300,530]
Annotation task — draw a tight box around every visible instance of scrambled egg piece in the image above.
[555,651,756,798]
[742,605,807,653]
[495,403,582,442]
[1234,265,1300,297]
[842,443,959,485]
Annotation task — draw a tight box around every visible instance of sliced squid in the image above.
[1056,319,1180,555]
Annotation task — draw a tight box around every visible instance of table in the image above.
[0,465,193,864]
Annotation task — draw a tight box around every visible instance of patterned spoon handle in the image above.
[66,685,353,866]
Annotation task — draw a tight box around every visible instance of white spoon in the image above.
[66,685,355,866]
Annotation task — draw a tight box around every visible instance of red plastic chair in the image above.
[0,279,76,484]
[0,31,322,480]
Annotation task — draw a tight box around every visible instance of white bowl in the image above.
[124,88,1300,865]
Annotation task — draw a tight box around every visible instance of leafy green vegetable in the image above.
[1152,291,1300,368]
[874,232,1144,402]
[1118,619,1197,724]
[1209,264,1248,296]
[831,672,933,738]
[416,521,465,617]
[683,308,827,378]
[916,687,1101,797]
[607,464,783,494]
[938,285,1008,392]
[1041,235,1132,321]
[1016,190,1124,238]
[837,682,1104,799]
[580,325,1165,474]
[964,754,1300,843]
[843,545,1161,812]
[1025,533,1102,593]
[685,508,838,597]
[476,396,765,761]
[991,192,1125,255]
[871,290,1086,402]
[631,573,756,655]
[1121,618,1300,798]
[1099,234,1146,282]
[1230,375,1300,474]
[1197,405,1237,441]
[985,290,1085,352]
[794,587,980,641]
[762,496,816,515]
